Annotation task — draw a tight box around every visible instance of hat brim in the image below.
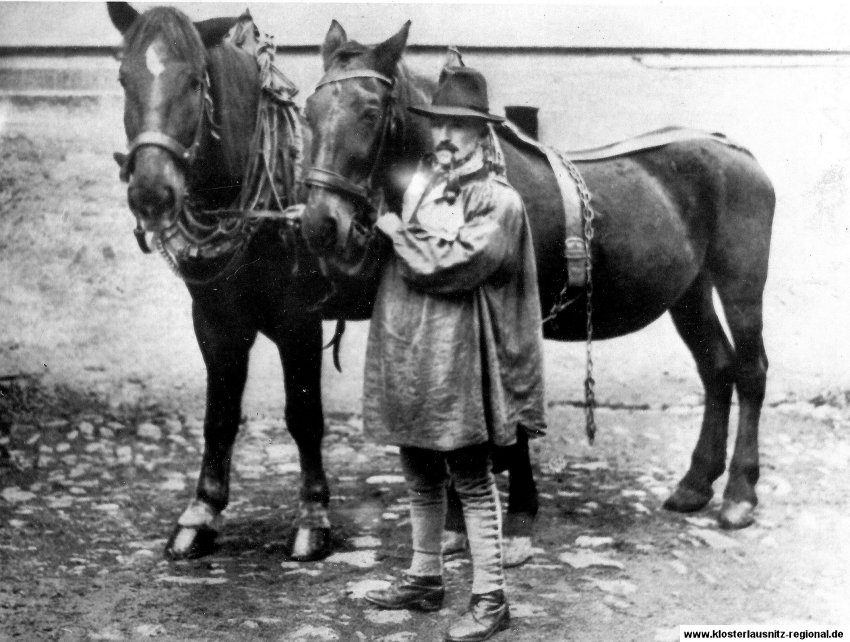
[408,104,504,122]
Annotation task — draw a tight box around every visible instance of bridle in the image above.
[124,72,212,176]
[303,68,397,211]
[121,71,216,254]
[117,19,311,290]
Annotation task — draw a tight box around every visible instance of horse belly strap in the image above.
[540,147,587,288]
[492,121,587,288]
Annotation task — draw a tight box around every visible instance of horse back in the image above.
[499,135,774,340]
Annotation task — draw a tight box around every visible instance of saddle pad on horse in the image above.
[564,125,742,162]
[494,122,746,288]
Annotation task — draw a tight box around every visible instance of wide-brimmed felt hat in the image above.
[408,66,504,122]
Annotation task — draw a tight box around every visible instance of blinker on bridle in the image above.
[303,69,397,207]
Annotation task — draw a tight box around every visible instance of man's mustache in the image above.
[435,141,458,153]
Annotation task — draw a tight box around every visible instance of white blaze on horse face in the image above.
[145,43,166,78]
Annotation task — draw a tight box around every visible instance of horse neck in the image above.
[192,42,260,208]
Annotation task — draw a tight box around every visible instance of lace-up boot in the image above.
[445,589,510,641]
[364,573,444,612]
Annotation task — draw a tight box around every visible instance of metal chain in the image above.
[547,152,597,444]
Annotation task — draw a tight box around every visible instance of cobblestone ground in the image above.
[3,53,850,640]
[2,379,849,641]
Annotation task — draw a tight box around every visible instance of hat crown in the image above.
[433,66,491,114]
[407,65,503,122]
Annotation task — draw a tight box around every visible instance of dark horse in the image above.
[301,21,775,534]
[107,2,341,561]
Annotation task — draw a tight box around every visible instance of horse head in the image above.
[302,20,431,259]
[108,2,242,233]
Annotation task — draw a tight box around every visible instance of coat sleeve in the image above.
[382,185,525,295]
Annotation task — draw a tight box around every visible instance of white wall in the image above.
[2,1,850,51]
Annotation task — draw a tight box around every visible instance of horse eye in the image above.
[190,77,203,92]
[362,110,379,125]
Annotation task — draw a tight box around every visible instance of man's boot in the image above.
[364,573,444,612]
[445,589,510,641]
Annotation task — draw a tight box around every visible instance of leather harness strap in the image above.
[496,120,589,288]
[125,74,210,172]
[314,68,394,90]
[303,69,397,209]
[303,167,371,202]
[540,146,587,288]
[128,131,196,167]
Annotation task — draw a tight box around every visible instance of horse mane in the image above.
[393,62,436,129]
[122,7,205,70]
[204,43,259,191]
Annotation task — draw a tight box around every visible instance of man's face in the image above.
[430,116,485,168]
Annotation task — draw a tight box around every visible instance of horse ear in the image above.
[443,46,465,69]
[107,2,139,35]
[322,20,348,70]
[194,17,239,49]
[372,21,411,78]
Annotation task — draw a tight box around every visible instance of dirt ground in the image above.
[2,52,850,641]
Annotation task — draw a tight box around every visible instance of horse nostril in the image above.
[303,207,338,255]
[127,184,178,228]
[313,218,338,254]
[162,185,175,211]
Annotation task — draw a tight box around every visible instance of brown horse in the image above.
[107,2,341,561]
[300,21,775,535]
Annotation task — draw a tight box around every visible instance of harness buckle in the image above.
[564,236,587,288]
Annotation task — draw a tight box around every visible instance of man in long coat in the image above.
[363,65,546,642]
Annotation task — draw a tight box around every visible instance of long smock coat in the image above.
[363,162,547,451]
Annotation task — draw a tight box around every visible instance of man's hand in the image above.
[375,212,402,238]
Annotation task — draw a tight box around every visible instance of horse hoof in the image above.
[718,500,755,530]
[441,530,468,556]
[663,484,712,513]
[164,524,218,560]
[289,527,332,562]
[503,535,533,568]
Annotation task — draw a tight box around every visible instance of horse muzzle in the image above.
[302,191,351,257]
[126,147,186,232]
[128,183,178,231]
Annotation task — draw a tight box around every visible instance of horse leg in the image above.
[165,305,256,560]
[705,168,772,529]
[276,317,331,561]
[495,429,537,567]
[664,274,735,515]
[714,286,767,529]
